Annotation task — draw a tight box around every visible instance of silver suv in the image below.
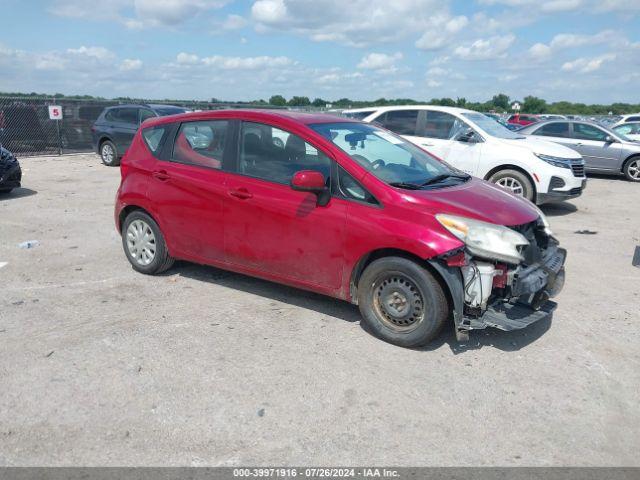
[519,120,640,182]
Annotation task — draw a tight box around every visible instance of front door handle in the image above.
[152,170,170,181]
[421,142,434,147]
[229,188,253,200]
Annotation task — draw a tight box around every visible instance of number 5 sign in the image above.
[48,105,63,120]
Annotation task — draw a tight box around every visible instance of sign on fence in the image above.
[48,105,63,120]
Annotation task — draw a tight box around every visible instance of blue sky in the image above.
[0,0,639,103]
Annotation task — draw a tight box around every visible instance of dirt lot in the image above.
[1,154,639,466]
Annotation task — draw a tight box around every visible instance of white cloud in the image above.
[251,0,452,47]
[222,14,248,30]
[177,52,200,64]
[478,0,584,12]
[453,34,515,60]
[561,53,616,73]
[357,52,403,71]
[203,55,293,69]
[67,46,115,60]
[529,42,552,59]
[427,79,442,88]
[120,58,143,71]
[50,0,230,28]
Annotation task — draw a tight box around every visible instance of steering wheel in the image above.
[371,158,386,170]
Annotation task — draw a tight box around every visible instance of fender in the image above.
[427,259,468,342]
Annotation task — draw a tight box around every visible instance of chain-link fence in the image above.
[0,97,290,157]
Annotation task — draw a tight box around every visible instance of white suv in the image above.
[343,106,587,204]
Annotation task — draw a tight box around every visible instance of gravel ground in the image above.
[1,154,639,466]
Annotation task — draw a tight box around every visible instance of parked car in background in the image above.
[115,109,566,347]
[508,114,539,127]
[613,113,640,127]
[539,114,567,121]
[92,104,188,166]
[519,120,640,181]
[612,122,640,142]
[0,143,21,193]
[343,106,586,204]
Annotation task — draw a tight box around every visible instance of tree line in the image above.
[2,91,639,115]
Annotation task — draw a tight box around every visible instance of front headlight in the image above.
[532,205,553,236]
[436,214,529,264]
[534,153,572,169]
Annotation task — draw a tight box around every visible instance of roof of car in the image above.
[343,105,476,115]
[142,109,355,128]
[106,103,184,110]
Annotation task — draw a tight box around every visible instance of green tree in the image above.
[288,96,311,106]
[522,95,547,114]
[312,97,327,107]
[491,93,510,111]
[269,95,287,106]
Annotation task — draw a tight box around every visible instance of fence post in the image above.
[56,118,62,155]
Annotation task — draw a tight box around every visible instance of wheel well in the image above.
[622,154,640,173]
[484,164,537,197]
[118,205,149,231]
[349,249,452,310]
[98,136,113,149]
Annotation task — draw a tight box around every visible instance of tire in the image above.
[623,156,640,182]
[100,140,120,167]
[357,257,448,348]
[488,169,534,202]
[121,210,174,275]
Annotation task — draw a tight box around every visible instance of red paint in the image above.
[508,114,539,126]
[291,170,326,191]
[116,110,539,301]
[493,263,508,288]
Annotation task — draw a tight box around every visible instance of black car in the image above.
[92,104,188,166]
[0,144,21,194]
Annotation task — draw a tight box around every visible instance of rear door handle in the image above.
[229,188,253,200]
[152,170,170,181]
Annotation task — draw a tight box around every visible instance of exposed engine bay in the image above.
[432,218,566,341]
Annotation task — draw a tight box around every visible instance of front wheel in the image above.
[623,157,640,182]
[357,257,448,348]
[122,211,174,274]
[488,169,534,202]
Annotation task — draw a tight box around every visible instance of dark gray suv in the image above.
[92,104,188,166]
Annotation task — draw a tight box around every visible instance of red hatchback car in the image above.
[115,110,566,347]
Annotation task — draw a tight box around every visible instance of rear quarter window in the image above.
[141,126,167,156]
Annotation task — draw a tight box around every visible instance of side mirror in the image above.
[456,128,480,143]
[291,170,330,206]
[604,135,617,143]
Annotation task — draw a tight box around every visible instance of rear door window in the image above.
[172,120,228,170]
[378,110,419,136]
[532,122,570,137]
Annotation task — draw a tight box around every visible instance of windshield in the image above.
[462,112,525,139]
[310,122,468,189]
[600,124,630,142]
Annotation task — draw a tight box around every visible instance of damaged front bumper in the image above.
[0,160,22,191]
[430,244,566,342]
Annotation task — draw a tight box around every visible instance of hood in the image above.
[501,136,582,159]
[0,145,15,163]
[399,177,539,227]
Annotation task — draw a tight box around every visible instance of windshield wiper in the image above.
[388,181,422,190]
[421,173,470,186]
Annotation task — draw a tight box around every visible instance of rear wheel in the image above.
[357,257,448,348]
[623,157,640,182]
[100,140,120,167]
[488,169,534,202]
[122,211,174,274]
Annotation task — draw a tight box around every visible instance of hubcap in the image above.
[496,176,524,196]
[629,160,640,180]
[102,144,114,163]
[126,219,156,266]
[373,274,424,332]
